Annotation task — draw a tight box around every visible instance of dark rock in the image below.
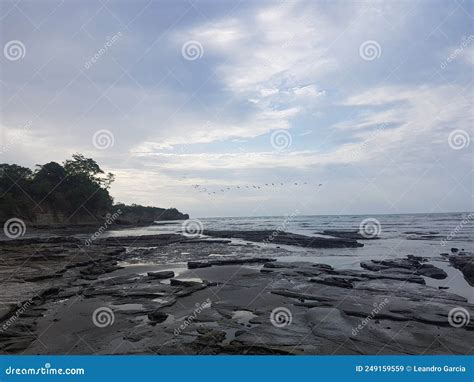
[0,236,82,247]
[187,261,212,269]
[449,254,474,286]
[25,273,63,282]
[263,262,296,269]
[346,270,426,284]
[271,289,336,302]
[407,255,427,262]
[147,271,175,279]
[312,263,334,271]
[147,311,168,323]
[186,239,232,244]
[94,234,190,247]
[203,230,363,248]
[193,328,226,346]
[170,279,204,288]
[451,248,459,253]
[361,257,447,280]
[310,276,355,288]
[80,261,122,276]
[404,231,439,235]
[360,261,388,272]
[188,257,276,269]
[417,264,447,279]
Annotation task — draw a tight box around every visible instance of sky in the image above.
[0,0,472,218]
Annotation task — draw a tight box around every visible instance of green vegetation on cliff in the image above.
[114,204,189,225]
[0,154,188,225]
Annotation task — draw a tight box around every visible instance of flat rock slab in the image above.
[203,230,363,248]
[449,253,474,286]
[188,257,276,269]
[147,271,175,279]
[361,257,447,280]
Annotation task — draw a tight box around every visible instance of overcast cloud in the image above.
[1,0,472,217]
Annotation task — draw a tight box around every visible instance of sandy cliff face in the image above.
[32,212,98,225]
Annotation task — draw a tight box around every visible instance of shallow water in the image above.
[104,212,473,302]
[104,212,473,248]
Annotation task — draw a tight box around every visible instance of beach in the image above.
[0,213,473,355]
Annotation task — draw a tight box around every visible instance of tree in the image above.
[64,153,114,189]
[0,164,34,220]
[0,154,115,223]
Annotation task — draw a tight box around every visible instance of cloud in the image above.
[334,84,473,169]
[163,1,337,148]
[0,0,471,216]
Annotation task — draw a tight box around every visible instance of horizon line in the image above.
[193,210,472,219]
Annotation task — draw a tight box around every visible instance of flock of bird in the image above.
[190,182,323,196]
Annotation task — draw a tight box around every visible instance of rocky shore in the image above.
[0,231,472,355]
[448,253,474,286]
[203,230,364,248]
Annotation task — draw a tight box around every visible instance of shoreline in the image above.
[0,229,472,355]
